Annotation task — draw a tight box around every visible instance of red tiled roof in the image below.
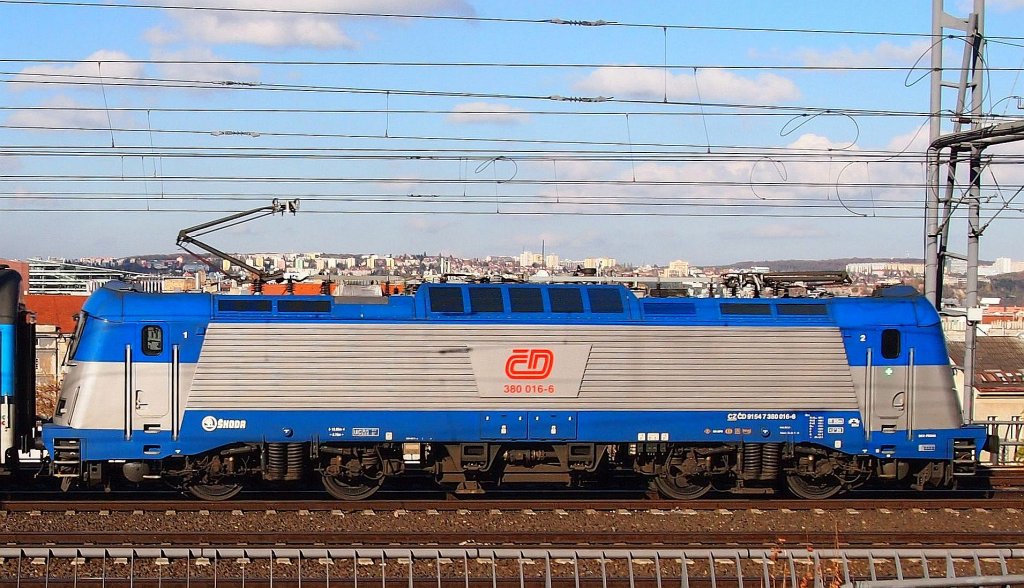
[948,337,1024,371]
[948,337,1024,394]
[24,294,88,333]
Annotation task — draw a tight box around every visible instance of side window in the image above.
[549,288,584,313]
[141,325,163,356]
[721,303,772,316]
[469,287,505,313]
[588,287,623,313]
[881,329,901,359]
[429,287,464,313]
[509,288,544,312]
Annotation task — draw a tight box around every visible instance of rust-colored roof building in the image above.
[948,336,1024,402]
[24,294,88,333]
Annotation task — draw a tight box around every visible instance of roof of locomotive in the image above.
[79,281,940,329]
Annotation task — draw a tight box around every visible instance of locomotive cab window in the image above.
[881,329,901,359]
[429,287,465,313]
[67,312,88,361]
[141,325,163,356]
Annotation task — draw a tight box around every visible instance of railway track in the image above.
[2,496,1022,513]
[5,529,1024,547]
[984,465,1024,487]
[3,546,1022,588]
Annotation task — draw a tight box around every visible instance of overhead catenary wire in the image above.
[10,69,1024,120]
[6,172,1018,190]
[6,0,1024,41]
[1,204,1018,220]
[1,191,1016,210]
[4,57,1024,73]
[2,1,1022,239]
[4,145,1023,167]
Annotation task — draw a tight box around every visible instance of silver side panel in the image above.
[187,324,860,411]
[55,361,197,431]
[849,364,963,431]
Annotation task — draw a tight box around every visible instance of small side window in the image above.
[587,287,624,313]
[721,303,772,316]
[469,287,505,313]
[881,329,901,359]
[429,287,465,313]
[549,288,584,313]
[142,325,163,356]
[509,288,544,312]
[278,300,331,313]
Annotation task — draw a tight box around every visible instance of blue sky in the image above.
[1,0,1022,265]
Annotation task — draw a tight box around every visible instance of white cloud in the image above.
[5,96,114,130]
[147,13,359,49]
[10,50,144,92]
[574,66,800,103]
[145,0,474,49]
[795,41,932,68]
[516,128,927,223]
[447,102,530,125]
[152,48,260,82]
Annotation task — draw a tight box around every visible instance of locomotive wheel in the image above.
[187,483,243,501]
[652,473,713,500]
[785,473,843,499]
[322,474,383,500]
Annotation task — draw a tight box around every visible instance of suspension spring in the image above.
[265,443,287,481]
[742,443,762,479]
[286,443,305,481]
[761,443,782,480]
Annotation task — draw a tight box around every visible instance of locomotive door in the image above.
[865,328,910,435]
[131,323,172,432]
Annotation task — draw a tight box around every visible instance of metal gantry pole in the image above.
[924,0,988,424]
[962,145,983,423]
[924,0,946,308]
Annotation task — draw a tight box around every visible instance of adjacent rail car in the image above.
[1,266,990,500]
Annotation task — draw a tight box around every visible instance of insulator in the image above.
[742,444,762,479]
[265,443,287,481]
[285,443,305,481]
[760,443,782,480]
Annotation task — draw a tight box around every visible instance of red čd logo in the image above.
[505,348,554,379]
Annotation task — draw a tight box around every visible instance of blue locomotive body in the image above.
[0,264,985,500]
[32,280,985,499]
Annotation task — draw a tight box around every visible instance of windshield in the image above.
[65,312,88,364]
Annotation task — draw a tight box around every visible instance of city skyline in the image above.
[34,249,1024,278]
[2,2,1023,263]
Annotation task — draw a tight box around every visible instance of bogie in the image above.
[33,438,975,501]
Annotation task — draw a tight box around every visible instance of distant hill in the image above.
[978,272,1024,305]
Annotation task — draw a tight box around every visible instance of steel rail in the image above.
[6,530,1024,547]
[2,496,1022,513]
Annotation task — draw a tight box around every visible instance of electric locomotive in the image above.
[0,266,989,500]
